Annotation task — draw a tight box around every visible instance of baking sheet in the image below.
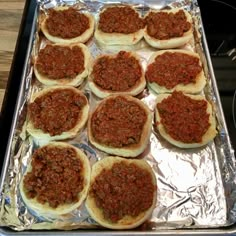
[0,0,236,232]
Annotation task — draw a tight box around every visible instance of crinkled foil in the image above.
[1,0,236,232]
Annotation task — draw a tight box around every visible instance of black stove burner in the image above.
[198,0,236,150]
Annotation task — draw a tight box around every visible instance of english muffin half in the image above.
[34,43,91,86]
[155,91,217,148]
[41,6,95,44]
[146,49,206,94]
[144,9,193,49]
[20,142,91,216]
[27,86,89,141]
[86,156,157,229]
[95,5,144,45]
[88,95,152,157]
[88,51,145,98]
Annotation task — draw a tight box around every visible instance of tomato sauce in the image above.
[45,8,89,39]
[98,6,144,34]
[146,10,191,40]
[36,45,85,80]
[90,161,155,222]
[146,52,202,89]
[92,51,142,91]
[157,91,210,143]
[28,89,87,136]
[91,96,147,147]
[23,145,84,208]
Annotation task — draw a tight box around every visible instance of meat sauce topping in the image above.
[98,6,145,34]
[23,145,84,208]
[36,45,85,80]
[90,162,155,222]
[146,10,191,40]
[145,52,202,89]
[45,8,89,39]
[29,89,87,136]
[92,51,142,91]
[91,96,147,147]
[157,91,210,143]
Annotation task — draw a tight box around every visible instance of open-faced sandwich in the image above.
[144,9,193,49]
[20,142,91,216]
[88,51,145,98]
[34,43,91,86]
[145,49,206,94]
[155,91,217,148]
[40,6,95,44]
[88,95,152,157]
[86,156,157,229]
[95,5,145,45]
[26,86,89,141]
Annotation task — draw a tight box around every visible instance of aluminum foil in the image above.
[1,0,236,232]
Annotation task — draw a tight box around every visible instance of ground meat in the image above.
[36,45,85,80]
[23,145,84,208]
[145,52,202,89]
[92,51,142,91]
[145,10,191,40]
[45,8,89,39]
[98,6,145,34]
[28,89,87,136]
[91,96,147,147]
[157,91,210,143]
[90,162,155,222]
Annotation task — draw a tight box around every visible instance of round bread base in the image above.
[155,93,217,148]
[144,9,193,49]
[85,156,157,229]
[26,86,89,142]
[146,49,206,94]
[34,43,91,87]
[87,95,152,157]
[95,6,144,45]
[88,51,146,98]
[20,142,91,217]
[41,7,95,44]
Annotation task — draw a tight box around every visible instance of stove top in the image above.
[198,0,236,150]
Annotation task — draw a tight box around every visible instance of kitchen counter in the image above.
[0,0,25,109]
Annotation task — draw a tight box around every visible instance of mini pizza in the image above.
[26,86,89,141]
[88,51,146,98]
[40,6,95,44]
[20,142,91,216]
[86,156,156,229]
[145,49,206,94]
[88,95,152,157]
[34,43,91,86]
[155,91,217,148]
[144,9,193,49]
[95,5,145,45]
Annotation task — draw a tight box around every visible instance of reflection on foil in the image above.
[0,0,236,232]
[146,132,227,227]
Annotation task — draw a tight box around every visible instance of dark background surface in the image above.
[198,0,236,150]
